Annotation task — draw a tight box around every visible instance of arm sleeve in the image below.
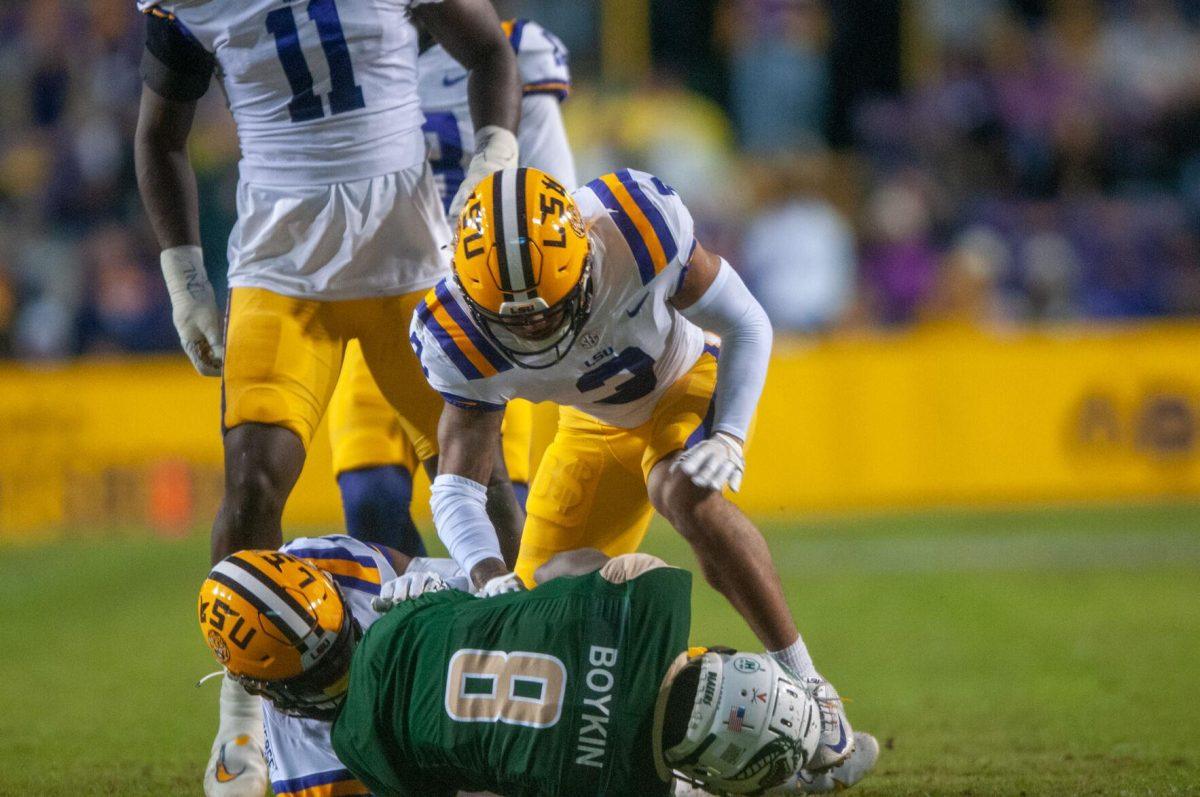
[678,258,772,441]
[140,11,215,102]
[430,474,504,578]
[517,93,577,190]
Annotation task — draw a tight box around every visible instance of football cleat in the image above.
[203,675,268,797]
[791,733,880,793]
[203,731,268,797]
[802,677,854,772]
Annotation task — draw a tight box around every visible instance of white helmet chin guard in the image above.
[653,648,819,795]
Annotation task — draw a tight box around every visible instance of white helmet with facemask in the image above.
[653,647,819,795]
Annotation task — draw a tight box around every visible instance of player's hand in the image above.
[476,571,524,598]
[670,432,746,492]
[372,571,451,611]
[447,125,519,222]
[161,245,224,377]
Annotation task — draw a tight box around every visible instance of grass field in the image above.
[2,502,1199,796]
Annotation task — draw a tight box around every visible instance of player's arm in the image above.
[668,242,773,492]
[517,94,577,189]
[432,403,517,591]
[134,13,223,376]
[413,0,520,217]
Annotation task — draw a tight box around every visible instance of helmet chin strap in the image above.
[469,263,594,370]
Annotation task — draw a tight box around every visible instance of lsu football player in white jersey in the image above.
[410,168,859,774]
[132,1,521,793]
[197,535,469,797]
[326,17,577,557]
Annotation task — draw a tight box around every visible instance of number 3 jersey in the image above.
[331,557,692,797]
[410,169,706,429]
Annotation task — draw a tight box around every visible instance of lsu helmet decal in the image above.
[452,167,593,368]
[198,550,359,721]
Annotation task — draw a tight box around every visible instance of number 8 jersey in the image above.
[410,169,706,429]
[331,556,692,797]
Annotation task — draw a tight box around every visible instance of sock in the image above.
[769,636,818,682]
[217,673,262,737]
[338,465,427,556]
[511,481,530,513]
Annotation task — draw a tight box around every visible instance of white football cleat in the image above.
[203,675,268,797]
[802,677,854,772]
[794,732,880,793]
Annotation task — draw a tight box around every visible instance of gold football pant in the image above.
[221,287,441,460]
[516,349,720,585]
[327,340,539,483]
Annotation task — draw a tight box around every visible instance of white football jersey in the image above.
[410,169,706,429]
[260,535,396,797]
[418,18,577,208]
[139,0,439,185]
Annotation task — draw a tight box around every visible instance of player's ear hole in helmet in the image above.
[653,647,820,795]
[451,167,594,369]
[197,551,361,722]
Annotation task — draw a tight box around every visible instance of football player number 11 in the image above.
[266,0,365,123]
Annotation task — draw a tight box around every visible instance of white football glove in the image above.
[671,432,746,492]
[447,125,519,222]
[476,571,525,598]
[371,571,451,611]
[161,245,224,377]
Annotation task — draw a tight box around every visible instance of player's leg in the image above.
[327,339,425,555]
[643,351,854,770]
[517,406,655,585]
[501,398,535,510]
[214,287,346,562]
[641,349,800,653]
[209,286,347,796]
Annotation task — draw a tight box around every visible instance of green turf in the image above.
[1,503,1198,795]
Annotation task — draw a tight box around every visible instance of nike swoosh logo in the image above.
[442,72,467,87]
[625,294,649,317]
[824,718,849,754]
[214,741,246,783]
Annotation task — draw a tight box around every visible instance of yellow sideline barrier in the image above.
[1,321,1198,539]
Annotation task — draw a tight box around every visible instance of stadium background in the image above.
[0,1,1198,795]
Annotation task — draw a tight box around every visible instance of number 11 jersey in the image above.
[410,168,707,429]
[138,0,439,186]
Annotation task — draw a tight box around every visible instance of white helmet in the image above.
[653,647,819,795]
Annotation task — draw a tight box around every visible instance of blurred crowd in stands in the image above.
[2,0,1199,360]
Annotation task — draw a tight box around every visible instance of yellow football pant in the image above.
[516,351,720,585]
[222,287,441,460]
[328,340,540,483]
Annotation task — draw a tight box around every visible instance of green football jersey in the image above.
[331,562,692,797]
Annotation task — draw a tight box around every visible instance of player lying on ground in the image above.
[198,539,879,796]
[409,167,859,769]
[327,16,578,553]
[133,1,525,793]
